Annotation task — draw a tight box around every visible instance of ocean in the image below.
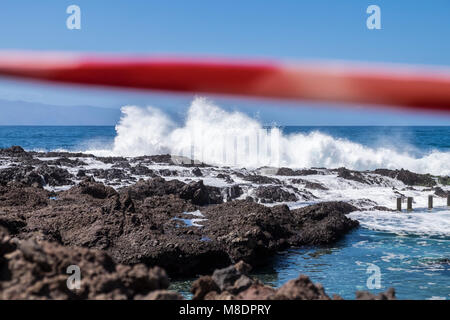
[1,125,450,154]
[1,123,449,300]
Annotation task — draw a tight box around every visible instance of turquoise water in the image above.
[170,228,450,300]
[1,125,449,299]
[253,229,450,300]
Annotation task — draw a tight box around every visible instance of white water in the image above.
[348,210,450,237]
[86,97,450,175]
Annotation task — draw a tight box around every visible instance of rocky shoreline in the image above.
[1,146,447,299]
[0,226,395,300]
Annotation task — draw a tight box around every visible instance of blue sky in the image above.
[0,0,450,125]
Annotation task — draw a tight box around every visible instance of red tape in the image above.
[0,51,449,112]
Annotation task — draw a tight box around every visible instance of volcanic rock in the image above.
[373,168,436,187]
[290,202,359,245]
[336,167,369,184]
[130,165,156,176]
[0,146,32,159]
[434,186,449,197]
[192,168,203,177]
[243,175,281,184]
[255,185,298,203]
[276,168,320,176]
[355,288,396,300]
[0,227,176,300]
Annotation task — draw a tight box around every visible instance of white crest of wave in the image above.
[87,97,450,175]
[113,105,174,156]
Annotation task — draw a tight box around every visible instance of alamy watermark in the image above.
[170,128,282,168]
[66,5,81,30]
[66,265,81,290]
[65,5,380,31]
[366,5,381,30]
[366,263,382,289]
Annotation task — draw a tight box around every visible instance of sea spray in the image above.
[87,97,450,175]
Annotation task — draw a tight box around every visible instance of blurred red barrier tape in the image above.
[0,51,450,112]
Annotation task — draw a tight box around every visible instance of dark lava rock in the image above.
[159,169,178,176]
[285,186,317,201]
[374,168,436,187]
[216,173,234,183]
[434,187,449,198]
[212,265,243,291]
[336,167,369,184]
[179,180,223,205]
[66,179,118,199]
[192,261,259,300]
[372,205,395,212]
[304,181,328,190]
[26,196,356,276]
[0,184,49,209]
[191,261,394,300]
[123,177,223,206]
[355,288,396,300]
[0,146,32,159]
[276,168,297,176]
[438,176,450,186]
[96,156,128,164]
[290,202,359,245]
[135,154,174,165]
[191,275,221,300]
[290,178,328,190]
[0,227,178,300]
[88,168,128,181]
[226,185,243,201]
[271,275,331,300]
[76,170,86,178]
[130,165,156,177]
[255,185,298,203]
[112,161,132,169]
[243,174,281,184]
[192,167,203,177]
[202,200,358,267]
[0,164,73,187]
[35,164,74,186]
[0,170,358,277]
[46,157,87,167]
[140,290,184,300]
[0,166,44,187]
[32,151,93,158]
[122,177,186,200]
[276,168,320,176]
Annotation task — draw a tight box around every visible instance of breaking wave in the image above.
[86,97,450,175]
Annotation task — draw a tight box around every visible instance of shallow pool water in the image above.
[171,228,450,300]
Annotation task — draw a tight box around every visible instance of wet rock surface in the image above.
[255,185,298,203]
[276,168,321,176]
[434,186,450,198]
[0,164,73,187]
[373,168,436,187]
[336,167,370,184]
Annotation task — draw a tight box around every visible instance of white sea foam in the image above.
[348,210,450,237]
[85,97,450,175]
